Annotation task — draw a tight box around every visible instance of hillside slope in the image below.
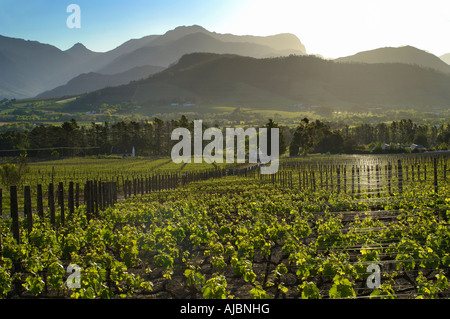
[68,53,450,110]
[336,46,450,74]
[37,65,165,98]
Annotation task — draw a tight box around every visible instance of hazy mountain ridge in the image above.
[97,31,304,74]
[441,53,450,65]
[2,25,450,106]
[37,65,165,98]
[166,25,306,53]
[68,52,450,111]
[0,25,306,99]
[65,42,102,61]
[336,46,450,74]
[0,35,78,98]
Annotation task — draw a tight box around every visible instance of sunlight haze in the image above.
[0,0,449,58]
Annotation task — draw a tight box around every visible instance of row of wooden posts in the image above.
[121,166,259,197]
[1,156,446,244]
[5,180,118,245]
[1,165,261,245]
[259,158,444,196]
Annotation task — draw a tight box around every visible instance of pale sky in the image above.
[0,0,449,58]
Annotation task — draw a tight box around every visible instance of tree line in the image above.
[290,118,449,155]
[0,116,448,159]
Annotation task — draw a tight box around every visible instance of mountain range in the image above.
[37,65,165,98]
[0,25,306,99]
[67,51,450,111]
[1,24,450,111]
[335,46,450,74]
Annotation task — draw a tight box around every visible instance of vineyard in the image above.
[0,153,449,299]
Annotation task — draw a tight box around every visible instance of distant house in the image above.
[110,146,136,157]
[370,143,390,152]
[410,144,425,151]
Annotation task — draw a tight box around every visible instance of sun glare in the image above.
[220,0,450,58]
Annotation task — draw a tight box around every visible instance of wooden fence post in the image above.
[85,181,91,220]
[330,167,333,193]
[98,181,103,211]
[290,171,293,189]
[298,171,302,189]
[37,184,44,219]
[319,166,323,190]
[351,166,355,196]
[388,162,392,196]
[48,183,56,226]
[357,166,361,194]
[376,165,380,197]
[145,177,149,194]
[128,180,132,198]
[444,162,447,181]
[108,182,112,207]
[24,185,33,235]
[113,182,117,205]
[434,157,438,193]
[68,181,74,216]
[58,182,65,226]
[10,186,20,244]
[336,167,341,194]
[93,180,98,216]
[398,159,403,193]
[343,166,347,194]
[75,183,80,208]
[101,182,106,209]
[424,164,427,184]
